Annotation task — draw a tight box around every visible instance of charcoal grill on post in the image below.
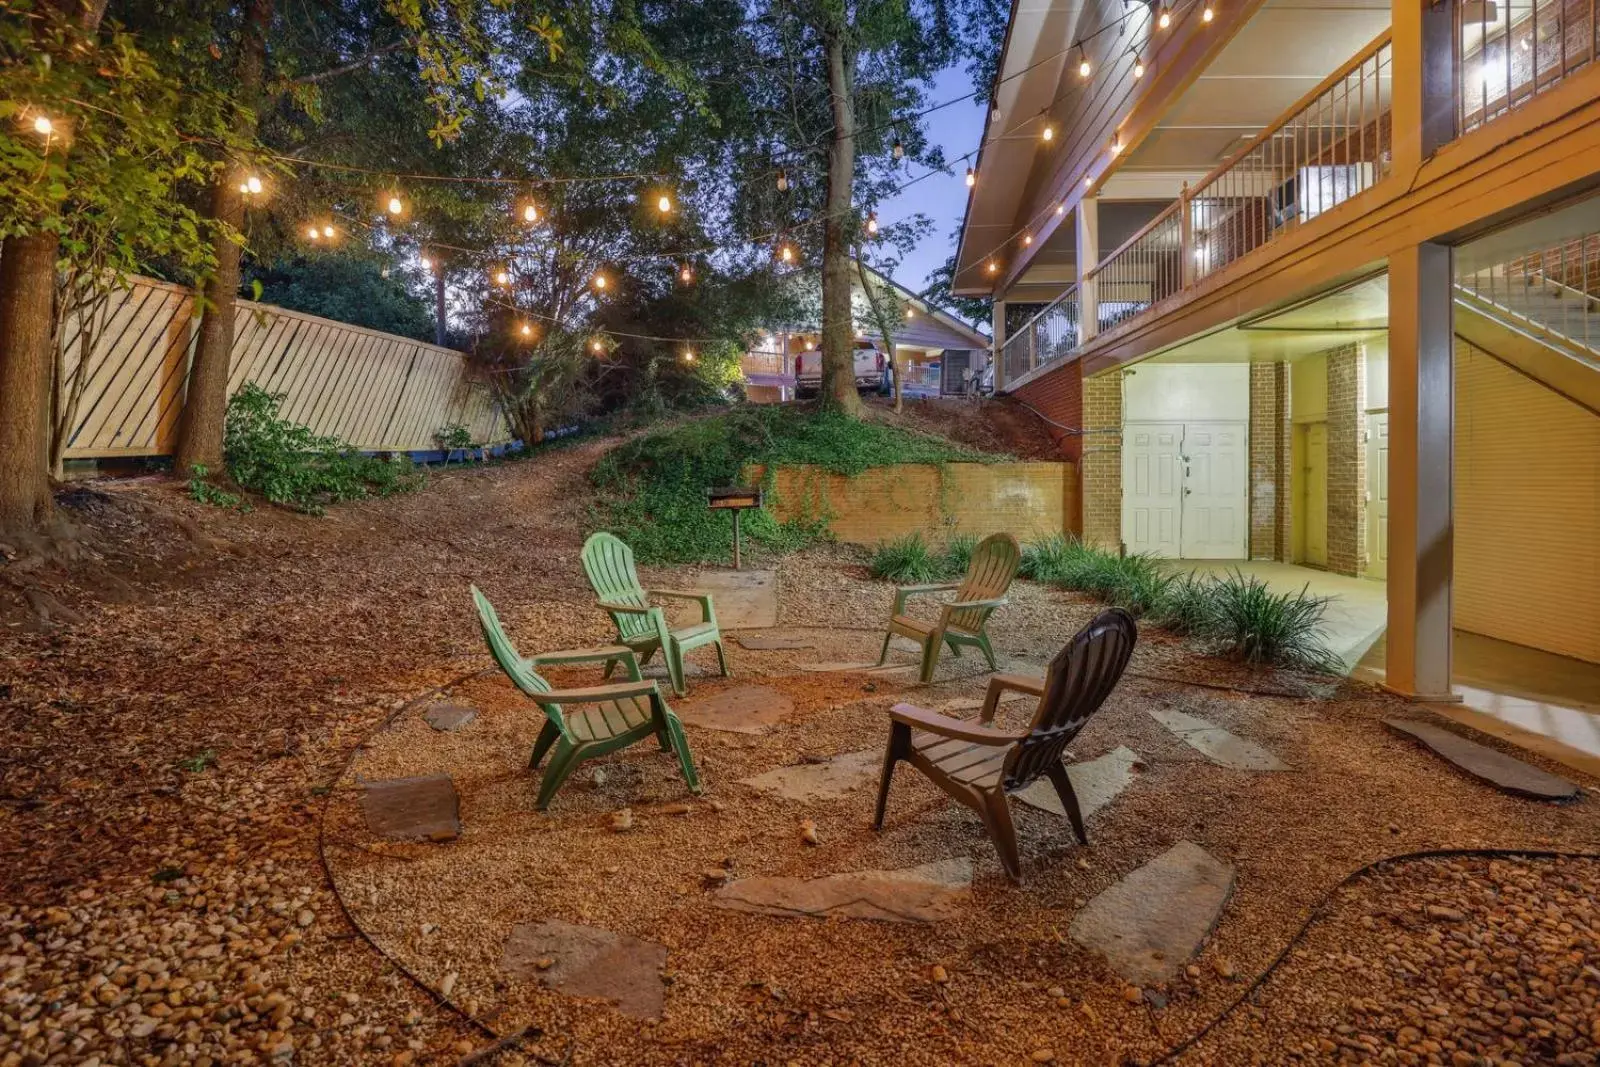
[706,485,763,570]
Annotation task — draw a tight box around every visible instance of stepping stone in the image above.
[798,661,916,675]
[682,569,778,628]
[736,631,817,651]
[1070,841,1234,986]
[501,920,668,1019]
[1149,708,1289,771]
[713,859,971,923]
[739,750,879,800]
[422,703,477,732]
[360,775,460,842]
[1014,747,1143,820]
[677,685,794,734]
[1384,719,1580,801]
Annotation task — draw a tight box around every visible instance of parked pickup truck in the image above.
[794,339,892,398]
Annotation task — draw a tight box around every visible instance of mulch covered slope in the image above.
[1,432,1597,1066]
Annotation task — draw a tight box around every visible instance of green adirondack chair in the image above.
[580,532,728,697]
[877,532,1022,683]
[471,585,701,809]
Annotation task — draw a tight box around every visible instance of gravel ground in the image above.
[3,435,1597,1067]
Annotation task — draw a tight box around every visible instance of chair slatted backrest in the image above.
[947,533,1021,633]
[471,585,568,736]
[581,533,657,641]
[1003,608,1138,790]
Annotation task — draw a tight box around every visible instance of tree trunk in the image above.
[0,233,62,532]
[819,31,862,417]
[172,0,271,476]
[853,252,903,414]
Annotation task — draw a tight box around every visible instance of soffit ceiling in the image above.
[1122,0,1391,173]
[1146,273,1388,363]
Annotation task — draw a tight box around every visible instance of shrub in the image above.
[869,533,943,583]
[1019,534,1080,583]
[1199,570,1341,672]
[186,463,245,510]
[224,384,423,515]
[941,532,980,578]
[1148,573,1217,635]
[1109,561,1175,616]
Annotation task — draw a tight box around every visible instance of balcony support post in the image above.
[1077,199,1099,344]
[1385,241,1456,702]
[991,298,1008,390]
[1392,0,1456,173]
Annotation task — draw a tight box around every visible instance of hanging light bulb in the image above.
[804,338,815,351]
[419,254,432,270]
[777,169,789,192]
[1084,176,1093,189]
[1157,6,1171,29]
[986,260,999,275]
[32,114,53,136]
[1110,133,1123,156]
[1041,122,1055,142]
[495,269,511,286]
[386,194,404,216]
[965,167,976,188]
[679,263,694,283]
[892,138,904,160]
[519,322,533,337]
[656,193,672,214]
[865,211,878,236]
[522,203,539,223]
[306,224,320,241]
[321,224,334,238]
[855,327,865,339]
[592,272,608,291]
[682,348,696,363]
[905,307,915,319]
[245,175,263,195]
[1077,47,1091,79]
[1023,232,1033,246]
[1202,4,1214,21]
[779,243,795,263]
[1133,54,1146,79]
[1055,201,1067,217]
[591,337,606,354]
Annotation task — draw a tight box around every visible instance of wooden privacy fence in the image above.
[59,273,507,460]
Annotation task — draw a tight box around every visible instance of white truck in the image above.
[793,339,892,398]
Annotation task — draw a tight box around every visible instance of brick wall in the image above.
[1326,344,1365,576]
[1081,369,1123,550]
[1248,362,1291,560]
[1011,361,1085,463]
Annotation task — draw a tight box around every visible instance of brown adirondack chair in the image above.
[877,532,1021,683]
[872,608,1138,882]
[581,532,728,697]
[472,585,701,809]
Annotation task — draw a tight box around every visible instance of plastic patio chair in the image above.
[471,585,701,809]
[580,531,728,697]
[876,532,1021,682]
[872,607,1138,882]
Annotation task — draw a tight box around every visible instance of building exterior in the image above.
[740,260,990,402]
[957,0,1600,693]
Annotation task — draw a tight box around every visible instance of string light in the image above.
[521,202,539,223]
[965,167,976,188]
[904,307,915,319]
[1055,202,1066,216]
[1133,54,1146,79]
[591,337,606,354]
[592,272,609,291]
[1076,46,1091,79]
[682,348,696,363]
[1158,6,1171,28]
[32,114,52,136]
[1041,122,1055,142]
[519,322,533,337]
[656,193,673,214]
[386,193,405,216]
[1084,176,1093,189]
[1023,232,1033,246]
[494,269,511,286]
[986,260,999,274]
[419,254,432,271]
[1110,133,1123,156]
[306,224,320,240]
[678,263,694,283]
[865,211,878,236]
[779,243,795,264]
[892,138,904,160]
[777,169,789,192]
[1202,5,1214,21]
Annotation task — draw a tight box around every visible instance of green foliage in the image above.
[186,464,246,511]
[177,750,217,774]
[245,256,434,340]
[433,423,476,463]
[224,384,422,515]
[1018,534,1079,583]
[869,533,942,584]
[592,407,1001,564]
[942,533,980,578]
[1196,571,1341,672]
[1147,574,1217,636]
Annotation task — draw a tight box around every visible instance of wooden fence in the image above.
[59,273,506,460]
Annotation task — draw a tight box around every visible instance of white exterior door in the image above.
[1123,421,1248,559]
[1365,412,1389,578]
[1122,422,1183,557]
[1179,422,1249,558]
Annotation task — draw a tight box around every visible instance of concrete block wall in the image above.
[1326,344,1366,576]
[1248,361,1292,560]
[1081,369,1123,550]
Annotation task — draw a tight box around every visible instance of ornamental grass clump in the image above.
[868,532,943,584]
[1019,533,1080,583]
[940,532,980,578]
[1199,570,1342,672]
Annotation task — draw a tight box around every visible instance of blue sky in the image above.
[875,65,987,293]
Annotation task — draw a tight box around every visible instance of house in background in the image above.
[956,0,1600,760]
[741,259,990,402]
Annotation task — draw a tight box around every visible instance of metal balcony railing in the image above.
[1456,0,1599,135]
[1091,207,1184,332]
[1457,232,1600,354]
[999,284,1079,386]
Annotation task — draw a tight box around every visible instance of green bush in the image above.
[1019,534,1080,583]
[869,533,943,583]
[186,463,245,510]
[591,407,1005,564]
[1148,573,1217,635]
[224,384,423,515]
[941,532,980,578]
[1199,570,1341,672]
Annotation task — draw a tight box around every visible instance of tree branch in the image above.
[289,39,410,86]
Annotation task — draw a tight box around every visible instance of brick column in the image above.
[1248,362,1292,560]
[1326,344,1367,576]
[1081,369,1122,550]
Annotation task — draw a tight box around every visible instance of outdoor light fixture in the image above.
[1157,6,1171,28]
[905,307,914,319]
[1041,123,1055,142]
[520,322,533,337]
[495,269,510,286]
[593,272,608,290]
[892,138,904,160]
[321,224,334,238]
[522,203,539,223]
[1133,54,1146,79]
[1202,4,1214,21]
[965,166,976,187]
[32,114,52,136]
[679,263,694,283]
[1023,232,1033,246]
[657,194,672,213]
[866,211,878,235]
[1077,47,1091,78]
[592,338,605,354]
[386,195,404,216]
[777,169,789,191]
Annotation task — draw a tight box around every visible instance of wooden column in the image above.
[1077,199,1099,345]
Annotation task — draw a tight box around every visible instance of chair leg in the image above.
[602,658,617,680]
[529,720,561,769]
[873,722,911,830]
[663,712,701,794]
[918,636,941,684]
[1045,762,1089,845]
[979,790,1023,883]
[535,744,580,810]
[665,640,687,698]
[876,629,893,666]
[713,638,730,678]
[974,630,999,672]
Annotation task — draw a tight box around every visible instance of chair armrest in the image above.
[537,680,661,705]
[597,599,653,615]
[980,673,1045,722]
[648,588,715,625]
[942,596,1009,614]
[888,703,1026,745]
[525,645,642,682]
[893,582,959,613]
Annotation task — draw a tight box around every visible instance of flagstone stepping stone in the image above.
[360,774,461,842]
[1384,719,1580,801]
[1014,746,1143,820]
[1070,841,1234,985]
[735,631,817,651]
[798,661,917,675]
[422,703,477,732]
[1149,707,1290,771]
[739,749,879,800]
[501,920,668,1019]
[677,685,795,734]
[681,569,778,628]
[713,859,971,923]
